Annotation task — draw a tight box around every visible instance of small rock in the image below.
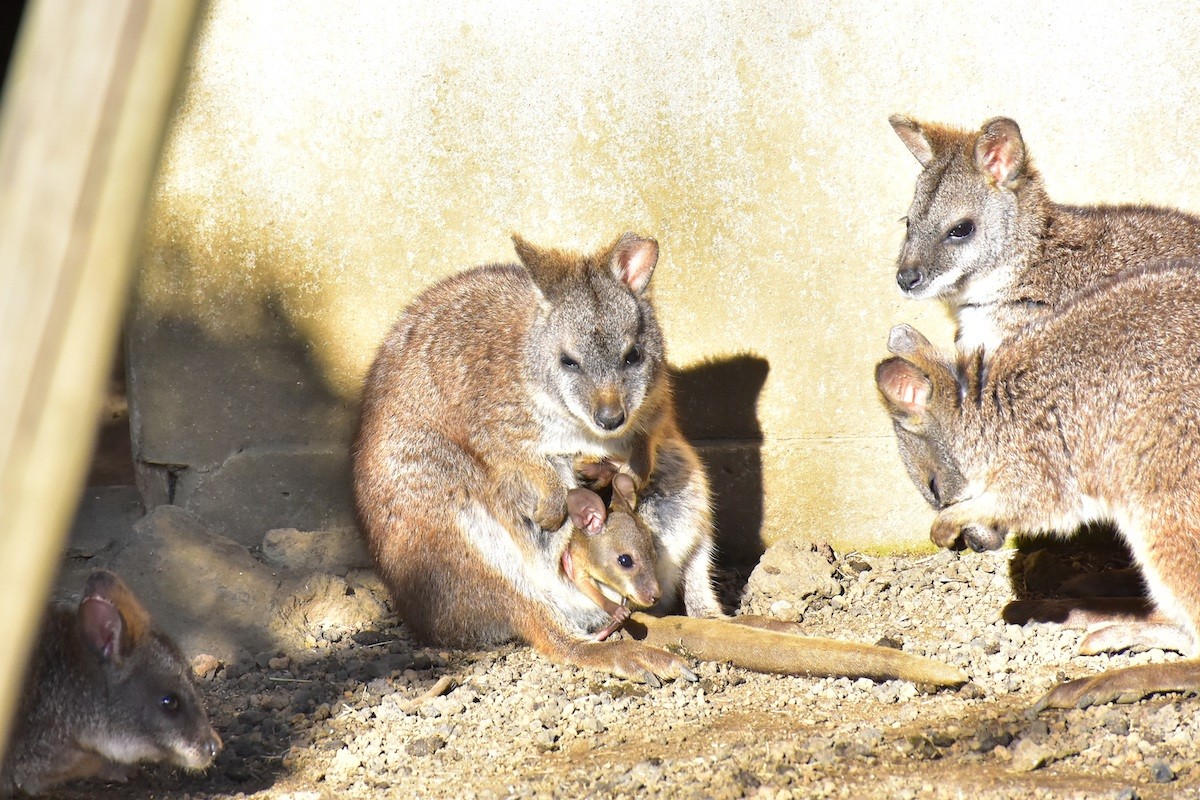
[268,655,291,670]
[406,735,446,757]
[1148,759,1175,783]
[191,653,221,680]
[1010,737,1050,772]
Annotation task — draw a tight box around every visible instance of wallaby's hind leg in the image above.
[514,592,697,686]
[1036,661,1200,710]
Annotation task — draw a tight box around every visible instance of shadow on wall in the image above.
[673,354,769,567]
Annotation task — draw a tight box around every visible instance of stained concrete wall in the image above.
[130,1,1200,559]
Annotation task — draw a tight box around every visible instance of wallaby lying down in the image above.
[890,114,1200,356]
[2,570,221,796]
[877,263,1200,709]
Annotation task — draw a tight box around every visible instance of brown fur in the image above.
[353,233,719,684]
[877,264,1200,708]
[890,114,1200,354]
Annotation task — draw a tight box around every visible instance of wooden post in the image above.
[0,0,200,760]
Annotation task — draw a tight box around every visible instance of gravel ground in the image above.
[47,539,1200,800]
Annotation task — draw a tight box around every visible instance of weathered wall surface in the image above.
[130,1,1200,557]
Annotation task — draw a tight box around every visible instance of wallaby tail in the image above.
[628,613,968,686]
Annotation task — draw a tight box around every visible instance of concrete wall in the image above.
[130,0,1200,559]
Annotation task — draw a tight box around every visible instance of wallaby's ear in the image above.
[886,323,935,358]
[890,114,936,167]
[79,570,149,662]
[974,117,1025,187]
[607,232,658,295]
[611,472,637,511]
[876,357,932,429]
[513,232,576,299]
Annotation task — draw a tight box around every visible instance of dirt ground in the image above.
[41,382,1200,800]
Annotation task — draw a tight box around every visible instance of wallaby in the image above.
[564,473,660,641]
[2,570,221,796]
[890,114,1200,355]
[353,232,720,684]
[354,232,969,688]
[875,263,1200,709]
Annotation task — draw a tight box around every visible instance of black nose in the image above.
[594,407,626,431]
[897,267,925,292]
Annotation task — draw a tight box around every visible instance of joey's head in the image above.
[515,231,666,438]
[890,115,1042,302]
[875,325,970,511]
[583,508,661,610]
[76,570,222,773]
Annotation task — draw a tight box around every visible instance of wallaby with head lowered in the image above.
[890,114,1200,354]
[876,263,1200,709]
[354,232,722,685]
[2,570,221,796]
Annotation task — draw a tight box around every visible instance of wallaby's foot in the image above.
[567,639,697,686]
[1035,661,1200,711]
[1079,621,1193,656]
[729,614,806,635]
[1062,567,1145,598]
[1003,597,1157,627]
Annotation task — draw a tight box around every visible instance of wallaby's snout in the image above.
[897,266,925,292]
[591,388,627,432]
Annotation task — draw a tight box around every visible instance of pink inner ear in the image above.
[880,360,930,415]
[79,596,123,661]
[979,134,1020,185]
[616,238,658,293]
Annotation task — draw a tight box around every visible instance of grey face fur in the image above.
[519,233,665,439]
[96,630,221,769]
[891,116,1026,302]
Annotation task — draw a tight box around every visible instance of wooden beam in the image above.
[0,0,200,759]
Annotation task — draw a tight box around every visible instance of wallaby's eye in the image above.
[927,476,941,506]
[559,353,581,372]
[622,345,643,368]
[945,220,975,241]
[617,554,634,569]
[160,693,181,715]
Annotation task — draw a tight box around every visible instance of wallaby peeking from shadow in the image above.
[890,114,1200,355]
[1,570,221,796]
[876,264,1200,710]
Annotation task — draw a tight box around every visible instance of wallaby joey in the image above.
[875,264,1200,709]
[353,232,722,685]
[564,474,661,641]
[890,114,1200,355]
[2,570,221,796]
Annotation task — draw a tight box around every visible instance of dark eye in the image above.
[560,353,581,372]
[160,693,180,715]
[622,346,642,368]
[927,476,941,505]
[617,554,634,569]
[945,220,975,241]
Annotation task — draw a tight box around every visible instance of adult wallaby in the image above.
[875,263,1200,709]
[353,232,719,684]
[355,232,969,688]
[890,114,1200,355]
[2,570,221,796]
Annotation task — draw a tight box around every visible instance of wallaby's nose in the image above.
[594,406,626,431]
[897,267,925,292]
[205,729,223,760]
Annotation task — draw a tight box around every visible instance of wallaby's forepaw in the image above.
[580,640,697,686]
[1079,621,1193,656]
[532,482,569,532]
